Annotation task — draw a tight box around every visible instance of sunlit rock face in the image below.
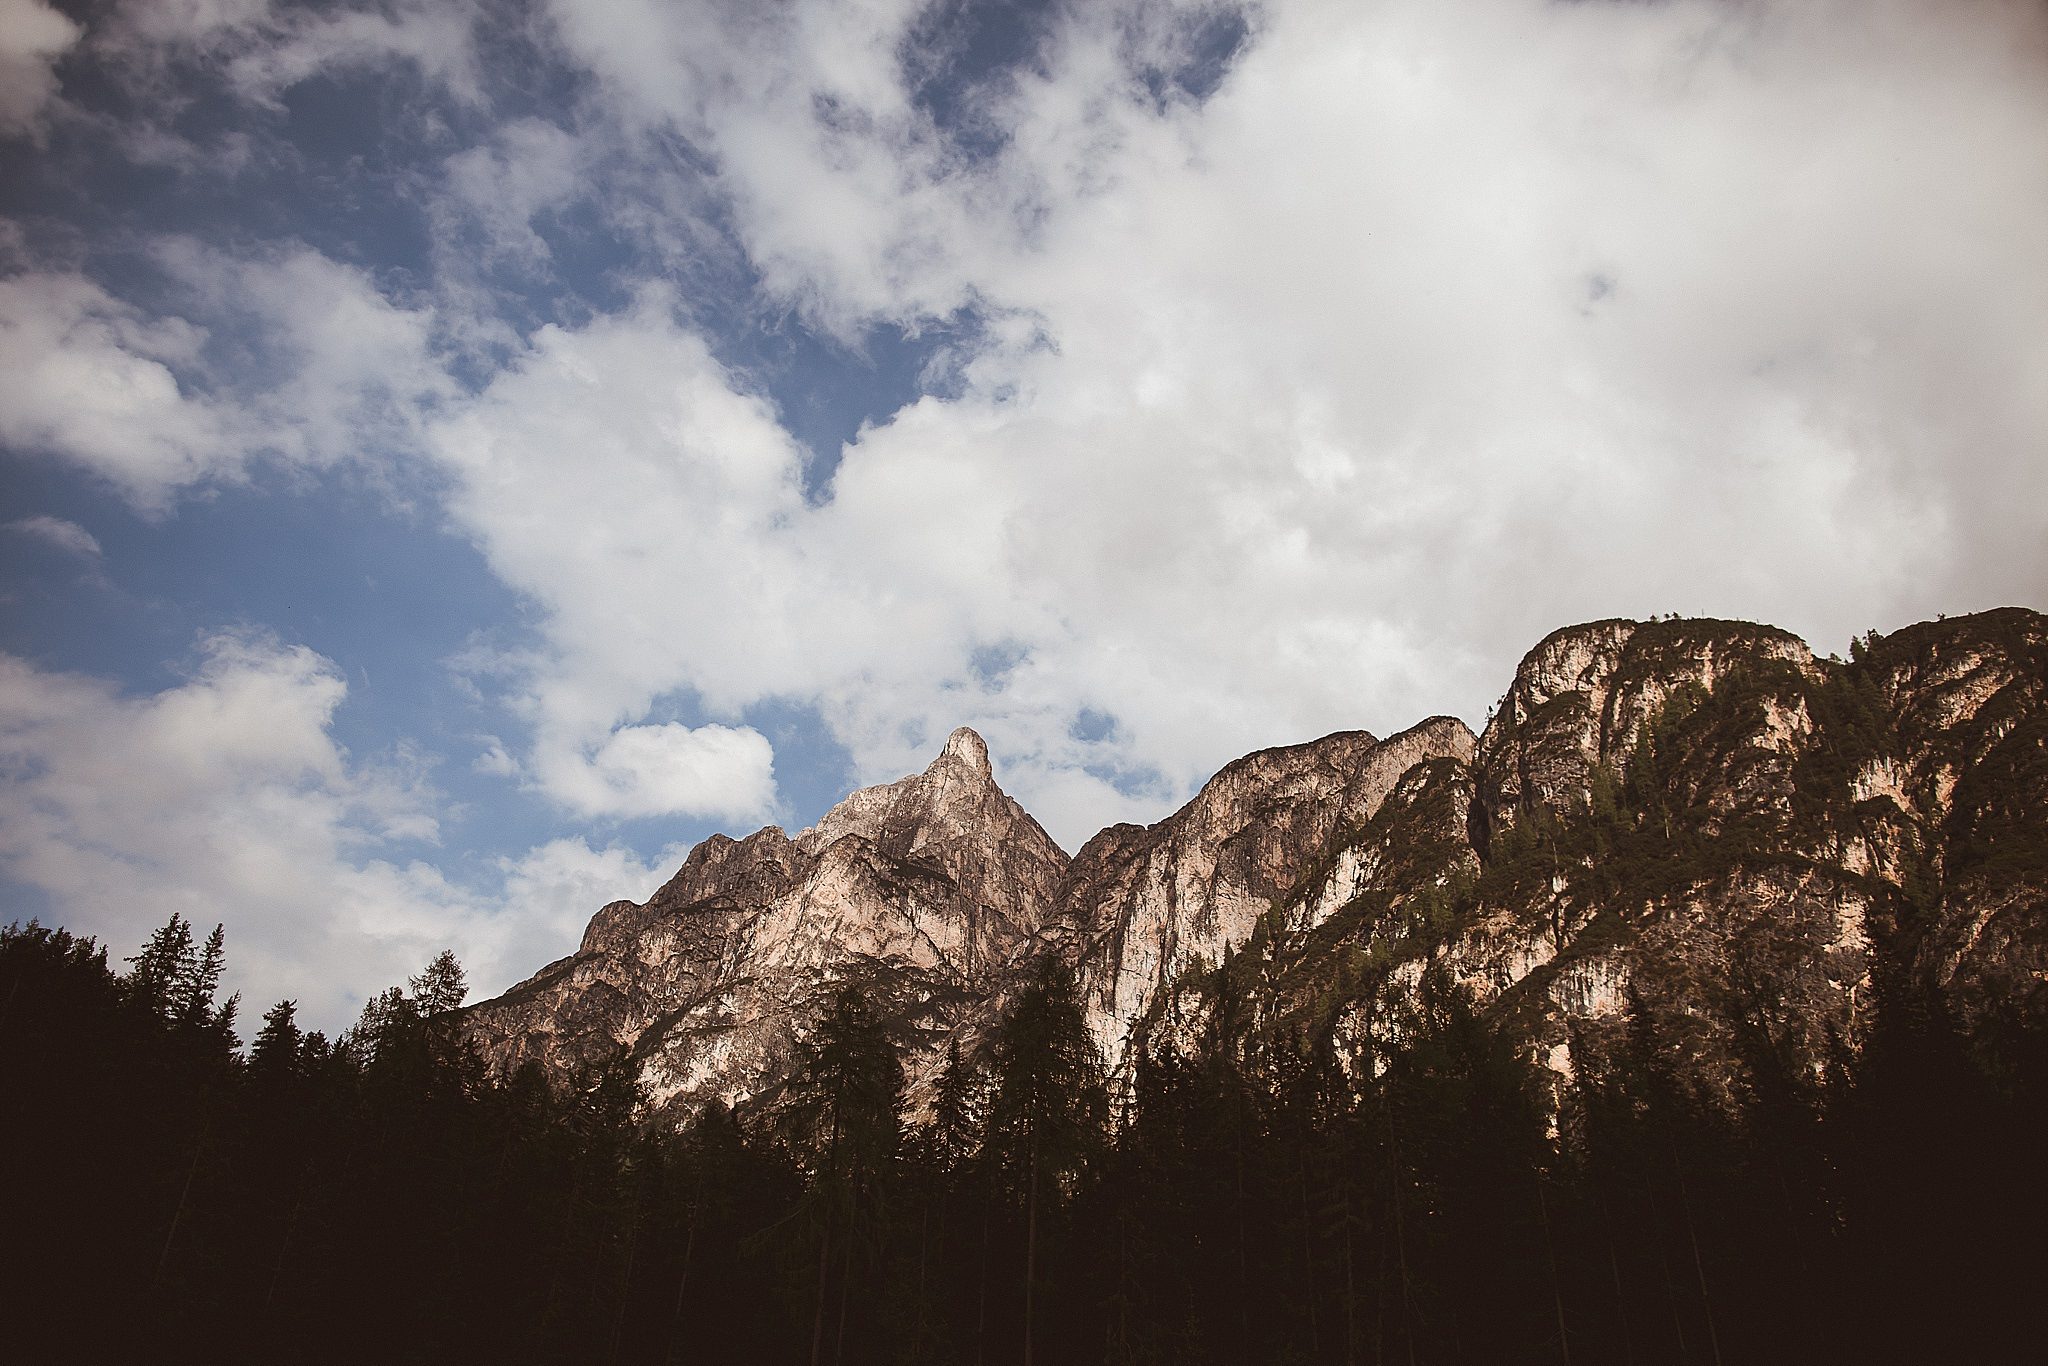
[465,609,2048,1122]
[460,727,1069,1115]
[1237,609,2047,1108]
[1472,617,1820,839]
[1057,717,1477,1076]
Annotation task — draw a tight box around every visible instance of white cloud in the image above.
[110,0,270,46]
[0,634,450,1029]
[497,835,688,962]
[0,242,447,509]
[0,0,81,141]
[5,515,103,560]
[429,290,809,821]
[100,0,481,107]
[154,240,453,469]
[542,0,1015,332]
[0,272,242,509]
[549,722,778,823]
[439,118,585,266]
[450,0,2046,848]
[472,737,518,778]
[0,634,683,1031]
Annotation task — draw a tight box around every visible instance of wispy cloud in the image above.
[5,515,102,560]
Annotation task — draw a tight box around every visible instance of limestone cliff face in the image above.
[1851,610,2048,1023]
[465,609,2047,1119]
[1232,610,2046,1105]
[461,727,1068,1113]
[1060,717,1477,1073]
[1472,616,1819,837]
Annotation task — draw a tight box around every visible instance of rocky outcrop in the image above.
[465,610,2048,1122]
[461,727,1068,1114]
[1472,616,1818,839]
[1060,717,1476,1072]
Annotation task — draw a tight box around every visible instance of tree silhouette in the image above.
[983,958,1105,1366]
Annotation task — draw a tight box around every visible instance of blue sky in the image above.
[2,0,2044,1029]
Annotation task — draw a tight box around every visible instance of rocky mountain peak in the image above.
[1476,615,1818,831]
[463,724,1069,1113]
[1061,721,1483,1073]
[794,724,1019,856]
[937,724,992,778]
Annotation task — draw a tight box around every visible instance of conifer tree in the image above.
[795,983,905,1366]
[126,913,195,1020]
[408,949,469,1016]
[179,923,227,1027]
[251,1000,305,1078]
[984,958,1105,1366]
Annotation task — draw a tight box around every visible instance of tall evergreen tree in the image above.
[983,959,1106,1366]
[409,949,469,1017]
[793,983,905,1366]
[180,923,228,1027]
[251,1000,305,1078]
[126,913,196,1020]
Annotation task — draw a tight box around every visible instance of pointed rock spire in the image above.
[934,725,991,780]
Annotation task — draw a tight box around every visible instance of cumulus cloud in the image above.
[541,0,1022,332]
[0,634,682,1030]
[5,515,103,560]
[401,0,2039,846]
[497,835,689,959]
[428,290,809,821]
[0,633,451,1028]
[0,271,242,508]
[0,0,81,141]
[550,722,778,822]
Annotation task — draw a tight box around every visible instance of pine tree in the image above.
[984,958,1106,1366]
[251,1000,305,1078]
[347,985,414,1064]
[790,984,905,1366]
[927,1036,982,1173]
[178,923,227,1027]
[408,949,469,1017]
[125,913,195,1020]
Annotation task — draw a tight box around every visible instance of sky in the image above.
[1,0,2044,1031]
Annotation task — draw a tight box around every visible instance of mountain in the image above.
[463,726,1067,1112]
[461,608,2048,1117]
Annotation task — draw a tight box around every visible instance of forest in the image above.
[3,910,2043,1366]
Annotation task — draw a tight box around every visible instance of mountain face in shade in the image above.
[461,608,2048,1118]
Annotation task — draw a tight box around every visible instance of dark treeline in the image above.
[3,915,2043,1366]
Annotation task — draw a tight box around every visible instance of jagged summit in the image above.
[938,724,992,777]
[795,725,1005,851]
[464,724,1067,1111]
[1060,716,1477,1072]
